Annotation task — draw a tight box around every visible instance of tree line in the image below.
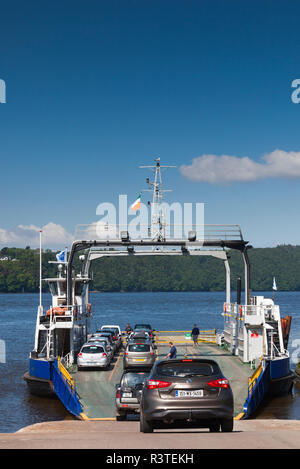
[0,244,300,293]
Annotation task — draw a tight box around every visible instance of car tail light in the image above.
[147,380,171,390]
[102,353,107,357]
[124,352,128,356]
[77,353,82,357]
[207,378,229,389]
[182,359,193,362]
[150,351,154,356]
[116,388,121,399]
[113,336,117,340]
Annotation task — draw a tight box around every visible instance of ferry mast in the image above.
[140,157,176,241]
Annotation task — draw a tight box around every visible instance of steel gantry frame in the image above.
[66,237,251,308]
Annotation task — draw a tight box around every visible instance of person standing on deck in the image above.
[191,324,200,346]
[165,342,177,359]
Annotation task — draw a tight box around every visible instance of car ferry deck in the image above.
[70,331,253,421]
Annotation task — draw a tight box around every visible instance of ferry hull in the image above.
[23,371,55,397]
[23,358,55,397]
[243,357,294,418]
[268,358,294,396]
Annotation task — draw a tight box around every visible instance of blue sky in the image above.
[1,0,300,247]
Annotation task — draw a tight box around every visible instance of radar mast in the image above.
[140,157,176,241]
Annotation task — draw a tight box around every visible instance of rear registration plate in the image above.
[134,358,146,362]
[175,390,204,398]
[122,392,132,398]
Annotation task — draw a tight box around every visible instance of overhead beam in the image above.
[67,238,247,306]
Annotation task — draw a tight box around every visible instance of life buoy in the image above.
[88,303,92,314]
[224,303,227,313]
[239,305,243,318]
[46,307,67,316]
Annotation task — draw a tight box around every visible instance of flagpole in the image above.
[39,230,42,310]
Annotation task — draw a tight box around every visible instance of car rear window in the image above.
[97,334,112,341]
[156,361,219,377]
[122,372,149,387]
[135,324,151,329]
[81,346,104,354]
[128,344,151,352]
[133,333,148,339]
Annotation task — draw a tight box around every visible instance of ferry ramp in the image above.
[70,331,253,420]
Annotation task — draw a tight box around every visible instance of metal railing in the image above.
[74,223,243,242]
[156,329,216,344]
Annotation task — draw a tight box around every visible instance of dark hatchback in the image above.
[115,370,150,420]
[139,358,234,433]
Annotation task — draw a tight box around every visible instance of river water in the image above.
[0,291,299,432]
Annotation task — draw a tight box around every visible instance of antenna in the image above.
[139,157,177,241]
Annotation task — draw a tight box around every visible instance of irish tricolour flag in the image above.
[130,194,141,211]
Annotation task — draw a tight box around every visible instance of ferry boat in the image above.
[24,159,294,420]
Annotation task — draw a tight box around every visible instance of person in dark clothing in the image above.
[166,342,177,359]
[125,323,133,335]
[191,324,200,346]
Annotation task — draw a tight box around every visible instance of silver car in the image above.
[124,342,156,370]
[77,344,110,370]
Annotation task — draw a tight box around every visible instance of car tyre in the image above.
[220,418,233,432]
[116,413,126,421]
[140,411,153,433]
[209,421,220,432]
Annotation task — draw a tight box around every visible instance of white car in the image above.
[101,324,122,336]
[77,344,110,370]
[100,325,123,349]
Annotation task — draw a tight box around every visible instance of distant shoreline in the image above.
[0,289,292,294]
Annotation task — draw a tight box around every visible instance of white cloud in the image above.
[0,222,73,249]
[180,149,300,184]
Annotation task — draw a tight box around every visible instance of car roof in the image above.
[101,324,120,328]
[153,358,220,367]
[121,369,150,376]
[81,344,104,350]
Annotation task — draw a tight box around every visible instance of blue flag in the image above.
[56,249,67,262]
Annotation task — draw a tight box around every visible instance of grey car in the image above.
[86,338,114,362]
[93,332,117,353]
[127,331,151,344]
[115,370,150,420]
[123,342,156,370]
[139,358,234,433]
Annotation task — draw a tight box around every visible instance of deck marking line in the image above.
[234,413,245,420]
[79,413,116,421]
[108,353,122,382]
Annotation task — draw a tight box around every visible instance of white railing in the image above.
[74,223,243,242]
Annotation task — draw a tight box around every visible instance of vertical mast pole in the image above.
[39,229,42,310]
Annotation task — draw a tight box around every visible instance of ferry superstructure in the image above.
[24,158,294,420]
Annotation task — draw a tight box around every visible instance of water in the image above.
[0,291,300,433]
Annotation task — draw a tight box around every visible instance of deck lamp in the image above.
[188,230,197,242]
[121,231,130,242]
